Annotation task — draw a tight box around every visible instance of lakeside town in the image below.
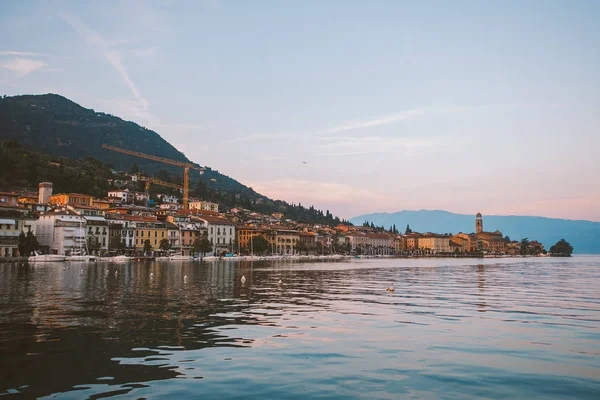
[0,174,555,261]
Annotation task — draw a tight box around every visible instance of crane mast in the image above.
[102,144,203,209]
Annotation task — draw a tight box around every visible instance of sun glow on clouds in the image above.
[0,57,47,76]
[246,179,398,218]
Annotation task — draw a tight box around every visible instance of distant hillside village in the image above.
[0,177,553,259]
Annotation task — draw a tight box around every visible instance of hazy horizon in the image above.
[2,1,598,221]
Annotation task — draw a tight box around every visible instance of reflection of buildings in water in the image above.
[476,264,487,312]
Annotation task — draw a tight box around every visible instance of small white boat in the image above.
[109,255,132,262]
[66,255,98,262]
[168,255,193,261]
[28,251,67,263]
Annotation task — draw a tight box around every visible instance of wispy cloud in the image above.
[0,57,47,76]
[227,105,464,145]
[322,108,427,134]
[228,132,291,143]
[315,136,439,156]
[61,14,149,113]
[0,50,49,57]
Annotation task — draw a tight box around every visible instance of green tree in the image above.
[197,234,212,256]
[143,239,152,255]
[520,238,530,255]
[18,232,27,256]
[549,239,573,257]
[159,238,171,252]
[192,238,202,256]
[25,231,37,255]
[129,162,139,174]
[87,235,101,255]
[252,235,269,254]
[109,236,125,254]
[405,224,412,234]
[296,240,307,255]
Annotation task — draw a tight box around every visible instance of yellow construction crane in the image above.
[102,144,204,209]
[139,176,183,191]
[137,176,183,207]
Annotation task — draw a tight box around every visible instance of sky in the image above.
[1,0,599,221]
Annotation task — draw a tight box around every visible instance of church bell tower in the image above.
[476,212,483,234]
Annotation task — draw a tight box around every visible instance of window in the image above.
[154,231,157,238]
[15,221,19,230]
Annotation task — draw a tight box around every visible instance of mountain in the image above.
[0,93,345,226]
[0,93,245,194]
[350,210,600,254]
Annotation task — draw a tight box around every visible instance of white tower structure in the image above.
[38,182,53,204]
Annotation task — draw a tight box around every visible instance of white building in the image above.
[85,216,109,254]
[189,199,219,213]
[108,189,134,204]
[197,216,236,255]
[158,194,179,204]
[346,233,394,255]
[135,192,149,202]
[35,209,87,255]
[0,217,22,257]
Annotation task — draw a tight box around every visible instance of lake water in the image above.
[1,257,599,399]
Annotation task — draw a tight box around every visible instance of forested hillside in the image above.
[0,96,346,227]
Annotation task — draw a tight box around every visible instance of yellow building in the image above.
[49,193,94,207]
[134,219,167,251]
[418,235,451,253]
[474,213,505,253]
[392,235,407,254]
[268,228,300,255]
[94,199,111,210]
[451,233,475,252]
[237,226,267,250]
[189,200,219,213]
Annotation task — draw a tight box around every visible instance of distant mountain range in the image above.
[350,210,600,254]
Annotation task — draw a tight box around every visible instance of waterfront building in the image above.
[418,235,451,254]
[0,216,22,257]
[269,228,300,255]
[133,217,167,252]
[347,233,393,255]
[237,226,265,251]
[84,216,109,254]
[197,215,236,255]
[474,213,506,253]
[299,232,316,254]
[165,221,180,251]
[392,235,407,254]
[451,233,475,252]
[35,209,87,255]
[405,233,421,251]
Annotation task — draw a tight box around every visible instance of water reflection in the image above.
[0,257,599,399]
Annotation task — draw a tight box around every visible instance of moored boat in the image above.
[28,251,67,262]
[66,255,98,262]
